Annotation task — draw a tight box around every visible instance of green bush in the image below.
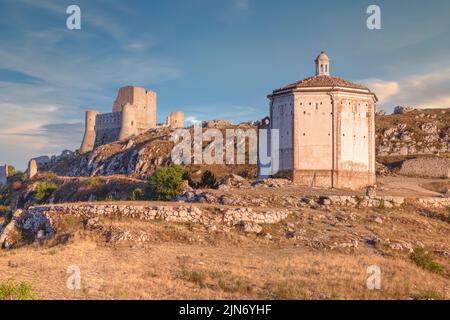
[414,291,446,300]
[0,205,12,219]
[86,177,98,188]
[0,280,36,300]
[34,181,58,203]
[130,188,144,201]
[146,165,184,200]
[182,171,197,188]
[198,170,218,189]
[45,171,57,181]
[7,166,15,177]
[410,247,444,275]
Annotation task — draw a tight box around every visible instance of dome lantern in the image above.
[315,51,330,76]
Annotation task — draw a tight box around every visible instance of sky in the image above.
[1,0,450,169]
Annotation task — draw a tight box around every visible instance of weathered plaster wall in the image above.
[337,96,370,172]
[294,93,333,171]
[270,95,294,171]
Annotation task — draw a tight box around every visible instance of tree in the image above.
[146,165,184,200]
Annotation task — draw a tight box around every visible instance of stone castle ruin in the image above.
[0,165,8,186]
[260,52,377,189]
[80,86,184,153]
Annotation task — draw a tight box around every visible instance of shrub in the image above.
[198,170,218,189]
[19,172,28,182]
[146,165,184,200]
[183,270,207,288]
[410,247,444,275]
[130,188,144,201]
[0,280,36,300]
[0,205,11,219]
[45,171,57,182]
[182,171,197,188]
[414,291,446,300]
[86,177,98,188]
[94,183,110,201]
[34,181,58,203]
[7,166,15,177]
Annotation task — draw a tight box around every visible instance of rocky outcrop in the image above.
[376,109,450,157]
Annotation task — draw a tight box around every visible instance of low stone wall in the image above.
[400,157,450,179]
[416,197,450,208]
[0,204,293,249]
[299,195,405,209]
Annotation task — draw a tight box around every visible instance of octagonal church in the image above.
[261,52,377,189]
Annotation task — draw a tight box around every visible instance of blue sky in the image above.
[1,0,450,169]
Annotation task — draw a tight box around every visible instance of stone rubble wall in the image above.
[0,204,293,248]
[320,195,405,208]
[298,195,405,209]
[416,197,450,208]
[400,157,450,178]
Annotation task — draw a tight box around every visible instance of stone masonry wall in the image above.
[400,157,450,179]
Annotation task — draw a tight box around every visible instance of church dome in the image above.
[315,51,329,61]
[269,51,377,101]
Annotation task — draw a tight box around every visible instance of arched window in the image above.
[325,64,328,73]
[320,64,324,72]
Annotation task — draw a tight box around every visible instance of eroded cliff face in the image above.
[43,123,258,180]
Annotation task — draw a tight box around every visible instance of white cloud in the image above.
[359,68,450,112]
[235,0,249,10]
[360,79,400,102]
[185,116,201,125]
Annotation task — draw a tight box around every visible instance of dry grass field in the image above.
[0,201,449,300]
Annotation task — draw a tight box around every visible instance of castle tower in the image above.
[28,159,37,179]
[118,103,138,141]
[315,51,330,76]
[0,165,8,185]
[80,110,100,153]
[166,111,185,128]
[113,86,157,131]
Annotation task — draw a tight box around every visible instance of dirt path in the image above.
[377,176,443,197]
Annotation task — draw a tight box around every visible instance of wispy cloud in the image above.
[235,0,250,10]
[0,68,45,85]
[361,68,450,112]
